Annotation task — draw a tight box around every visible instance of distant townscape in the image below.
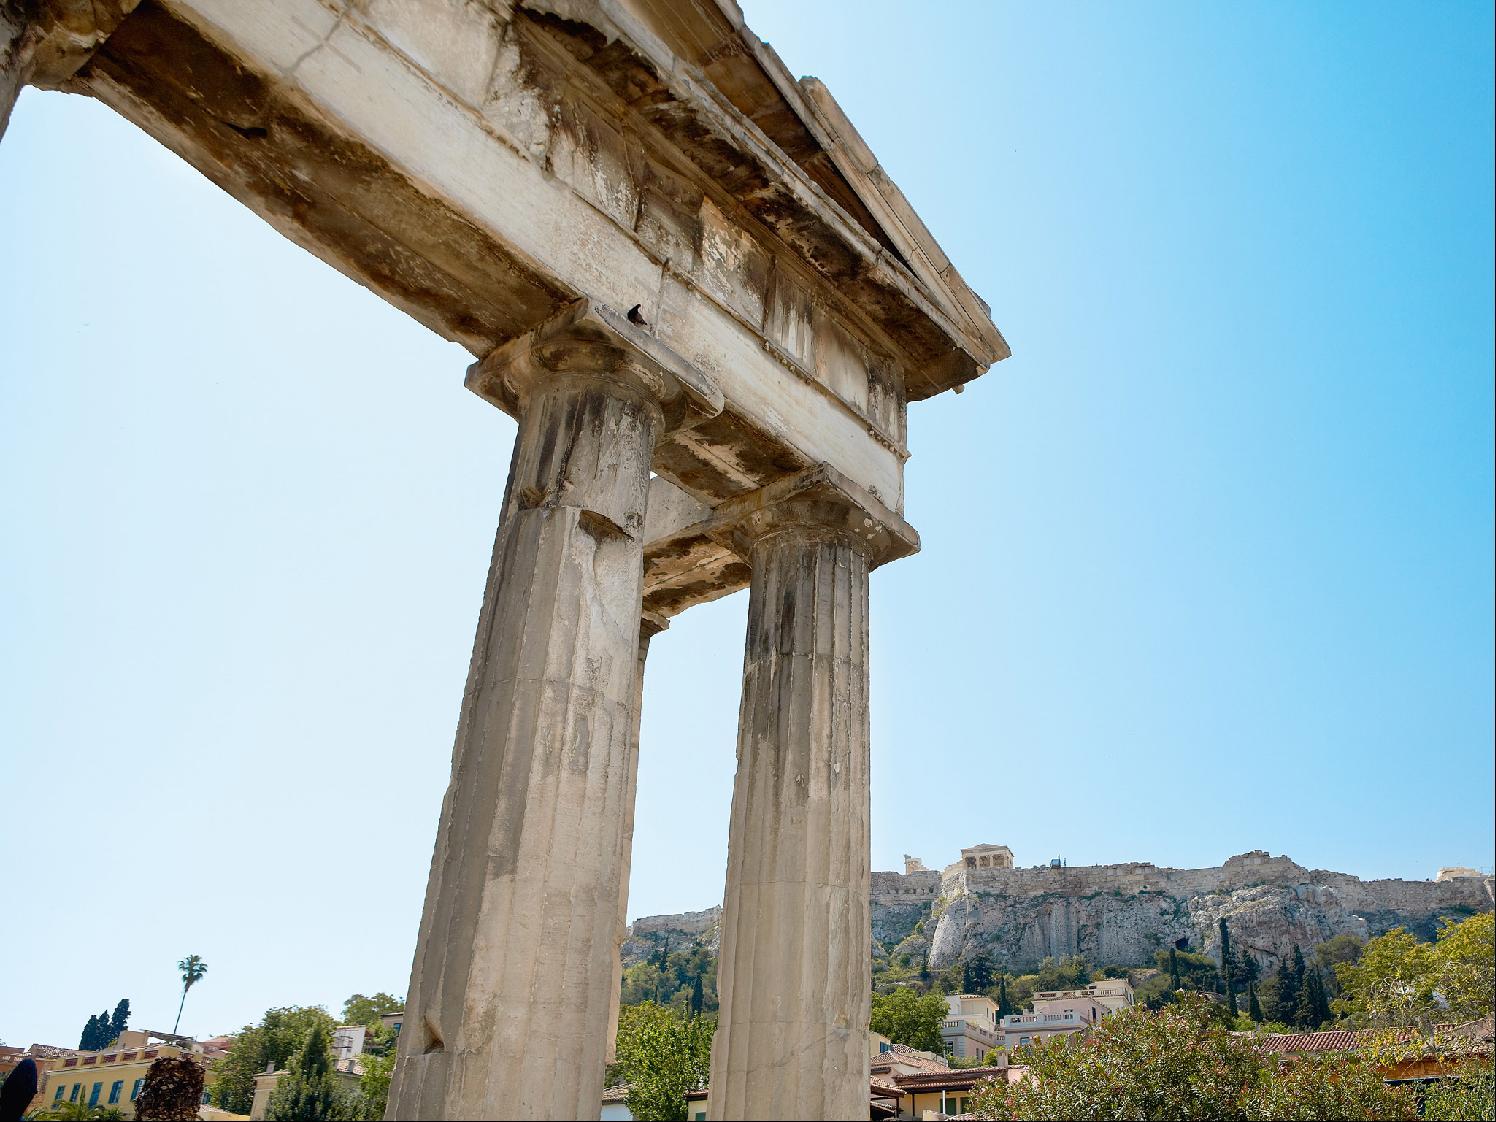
[2,849,1489,1121]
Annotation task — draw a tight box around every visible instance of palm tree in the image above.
[172,954,208,1034]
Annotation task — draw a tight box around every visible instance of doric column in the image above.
[606,610,668,1064]
[1,4,29,140]
[388,301,719,1122]
[707,468,917,1122]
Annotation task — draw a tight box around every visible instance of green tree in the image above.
[1220,920,1238,1017]
[1335,913,1494,1029]
[969,994,1416,1121]
[108,999,130,1045]
[351,1050,395,1121]
[869,986,950,1053]
[1031,956,1091,992]
[1169,948,1182,991]
[620,940,719,1015]
[995,976,1015,1017]
[963,954,995,994]
[266,1022,349,1122]
[210,1005,338,1114]
[1293,966,1325,1028]
[172,954,208,1035]
[79,1014,101,1051]
[1271,948,1302,1024]
[1425,911,1495,1022]
[1159,948,1219,992]
[613,1002,713,1122]
[1243,1051,1417,1121]
[340,993,402,1029]
[1423,1056,1495,1122]
[31,1102,126,1121]
[1313,934,1361,1000]
[1247,982,1262,1023]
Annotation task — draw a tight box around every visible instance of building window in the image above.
[109,1080,124,1104]
[69,1084,80,1102]
[132,1078,145,1100]
[89,1082,102,1106]
[53,1086,65,1102]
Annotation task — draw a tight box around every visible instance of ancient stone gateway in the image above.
[5,1,1008,1117]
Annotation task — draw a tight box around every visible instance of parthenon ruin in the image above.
[4,1,1008,1118]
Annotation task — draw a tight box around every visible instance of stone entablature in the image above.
[957,844,1015,871]
[1437,866,1485,882]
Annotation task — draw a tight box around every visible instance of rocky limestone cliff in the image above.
[622,906,721,966]
[624,852,1492,973]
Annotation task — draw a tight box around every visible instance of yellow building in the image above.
[39,1030,235,1121]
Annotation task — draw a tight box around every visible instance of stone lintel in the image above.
[640,464,918,620]
[465,298,724,431]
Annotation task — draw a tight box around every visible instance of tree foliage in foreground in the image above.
[970,995,1417,1121]
[869,986,949,1053]
[612,1002,713,1122]
[1422,1056,1496,1122]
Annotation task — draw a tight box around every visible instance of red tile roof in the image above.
[893,1066,1008,1092]
[1257,1029,1368,1055]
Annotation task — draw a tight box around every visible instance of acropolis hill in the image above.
[625,849,1494,974]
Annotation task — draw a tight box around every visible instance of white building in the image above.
[1001,979,1133,1050]
[939,994,1002,1061]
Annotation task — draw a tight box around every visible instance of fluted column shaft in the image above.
[605,614,667,1063]
[1,4,31,140]
[389,371,662,1121]
[710,519,872,1121]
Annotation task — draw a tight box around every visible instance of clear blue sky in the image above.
[2,1,1491,1049]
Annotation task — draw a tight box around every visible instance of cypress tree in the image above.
[1248,982,1263,1022]
[1294,970,1318,1028]
[963,954,995,994]
[109,999,131,1043]
[689,971,704,1016]
[80,1014,100,1051]
[996,976,1012,1017]
[266,1022,344,1122]
[1168,948,1182,991]
[1306,968,1331,1027]
[1274,947,1302,1023]
[1220,919,1238,1016]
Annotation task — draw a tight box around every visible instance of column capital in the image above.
[709,464,920,567]
[640,609,670,640]
[466,298,723,431]
[19,0,140,89]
